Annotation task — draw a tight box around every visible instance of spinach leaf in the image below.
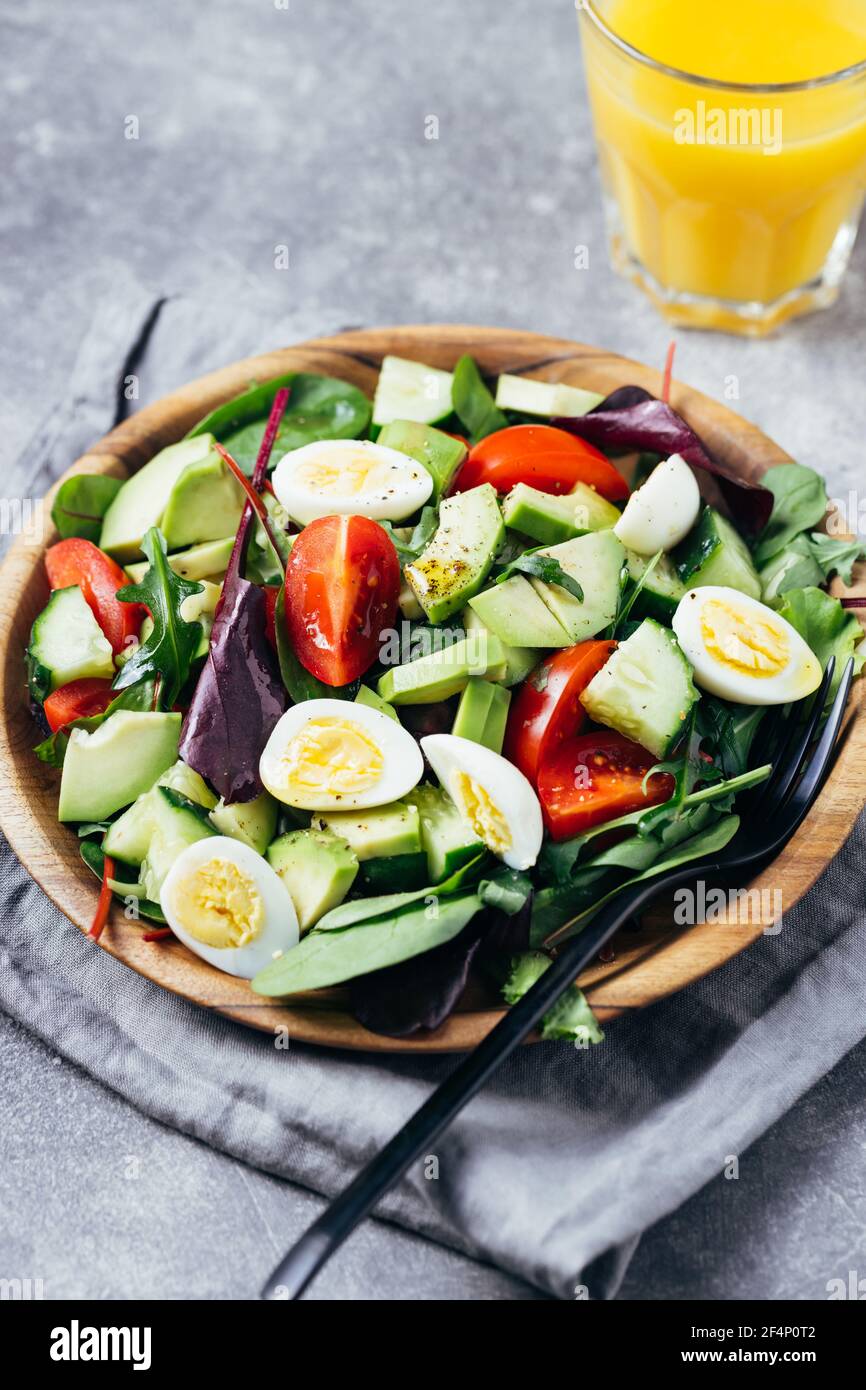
[34,678,158,767]
[252,889,483,996]
[113,528,204,710]
[188,372,372,474]
[696,698,766,779]
[451,354,508,443]
[376,505,439,564]
[495,551,584,602]
[314,852,489,932]
[478,867,533,916]
[752,463,828,566]
[51,474,123,542]
[502,951,604,1045]
[805,532,866,587]
[777,586,866,697]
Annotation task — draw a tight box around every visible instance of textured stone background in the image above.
[3,0,865,1300]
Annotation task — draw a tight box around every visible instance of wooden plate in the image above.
[1,325,864,1052]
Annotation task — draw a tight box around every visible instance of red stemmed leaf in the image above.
[179,391,290,803]
[553,386,774,534]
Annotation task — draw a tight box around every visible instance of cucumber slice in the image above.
[626,549,687,621]
[411,784,484,883]
[372,356,453,427]
[360,851,429,894]
[494,375,604,418]
[580,618,699,759]
[104,760,217,866]
[674,507,761,600]
[27,586,114,700]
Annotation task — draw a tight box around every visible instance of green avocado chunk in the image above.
[376,630,506,704]
[404,484,504,623]
[502,481,620,546]
[100,436,217,562]
[123,536,235,585]
[451,677,511,754]
[58,711,181,823]
[411,783,484,883]
[160,450,246,551]
[267,829,358,931]
[312,802,422,861]
[468,574,572,650]
[376,419,467,502]
[529,531,625,642]
[209,790,278,855]
[462,605,541,687]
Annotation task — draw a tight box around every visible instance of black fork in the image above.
[262,657,854,1300]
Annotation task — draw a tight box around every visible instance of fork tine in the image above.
[780,656,854,829]
[759,657,836,814]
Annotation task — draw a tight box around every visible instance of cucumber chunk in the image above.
[372,356,453,427]
[673,506,761,600]
[27,586,114,700]
[139,787,217,902]
[104,759,217,865]
[494,375,604,418]
[626,549,687,621]
[411,783,484,883]
[580,618,699,759]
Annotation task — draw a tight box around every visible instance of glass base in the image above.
[607,213,859,338]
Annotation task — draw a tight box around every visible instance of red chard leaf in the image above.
[553,386,773,534]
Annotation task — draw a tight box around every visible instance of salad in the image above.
[29,350,865,1042]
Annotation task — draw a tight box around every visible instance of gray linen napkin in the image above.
[3,282,865,1301]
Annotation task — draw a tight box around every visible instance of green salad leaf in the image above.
[777,586,866,696]
[805,532,866,587]
[451,354,508,443]
[112,528,204,709]
[51,474,123,542]
[377,504,439,564]
[753,462,828,566]
[502,951,604,1044]
[188,372,372,474]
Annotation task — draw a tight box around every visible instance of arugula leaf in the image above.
[34,678,158,767]
[753,463,828,566]
[776,586,866,697]
[501,951,605,1044]
[51,474,122,542]
[805,532,866,587]
[495,551,584,602]
[252,889,483,996]
[451,354,508,443]
[112,528,204,709]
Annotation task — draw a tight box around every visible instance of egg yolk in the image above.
[701,599,789,678]
[282,718,384,798]
[172,857,264,949]
[451,771,512,855]
[294,452,391,496]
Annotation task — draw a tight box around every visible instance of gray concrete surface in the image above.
[2,0,866,1300]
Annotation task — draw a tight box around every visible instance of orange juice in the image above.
[579,0,866,332]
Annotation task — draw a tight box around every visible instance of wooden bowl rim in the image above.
[1,322,863,1053]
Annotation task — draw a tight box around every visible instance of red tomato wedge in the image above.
[504,640,616,784]
[42,678,115,733]
[45,538,143,656]
[537,731,675,841]
[283,515,400,686]
[452,424,629,501]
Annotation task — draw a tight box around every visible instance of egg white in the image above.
[672,585,823,705]
[420,733,543,871]
[271,439,433,526]
[614,453,701,555]
[260,698,424,811]
[160,836,299,979]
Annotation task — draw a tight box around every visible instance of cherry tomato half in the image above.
[537,731,674,841]
[452,424,629,502]
[504,640,616,784]
[45,538,143,656]
[283,515,400,686]
[43,678,114,733]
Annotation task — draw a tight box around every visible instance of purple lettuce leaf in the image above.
[553,386,773,534]
[179,389,290,803]
[349,916,487,1038]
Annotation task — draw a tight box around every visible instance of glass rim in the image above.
[577,0,866,94]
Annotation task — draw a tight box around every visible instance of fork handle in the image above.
[262,859,719,1300]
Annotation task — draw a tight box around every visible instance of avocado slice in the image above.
[462,606,540,688]
[468,574,572,650]
[123,536,235,586]
[160,450,246,551]
[502,482,620,547]
[100,436,217,562]
[376,419,466,502]
[267,829,358,931]
[209,790,278,855]
[376,630,506,704]
[58,711,181,822]
[354,684,399,722]
[312,801,422,861]
[404,484,504,624]
[530,531,626,642]
[451,678,511,754]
